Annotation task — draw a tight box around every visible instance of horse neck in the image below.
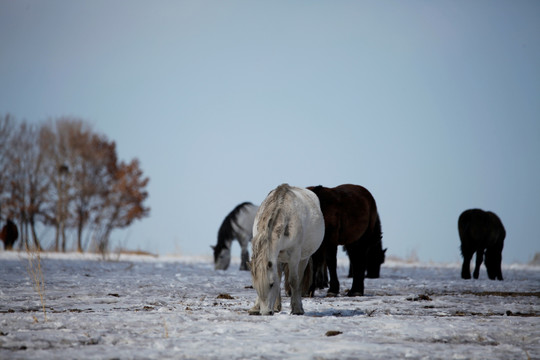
[220,239,233,252]
[217,206,246,247]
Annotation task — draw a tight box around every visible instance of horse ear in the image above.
[383,248,387,253]
[210,245,216,250]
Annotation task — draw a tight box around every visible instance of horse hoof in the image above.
[326,292,338,297]
[248,309,261,315]
[347,291,363,297]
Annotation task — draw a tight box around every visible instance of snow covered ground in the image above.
[1,251,538,359]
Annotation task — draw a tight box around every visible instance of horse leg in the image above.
[492,250,504,281]
[301,257,313,297]
[485,247,504,281]
[473,248,484,279]
[495,263,504,281]
[326,245,340,296]
[308,246,325,297]
[283,263,292,296]
[275,263,283,312]
[285,260,311,297]
[248,297,261,315]
[288,258,308,315]
[345,245,353,278]
[347,240,366,297]
[239,236,250,271]
[322,260,328,288]
[461,247,473,279]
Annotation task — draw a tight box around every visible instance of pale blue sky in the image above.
[1,1,539,263]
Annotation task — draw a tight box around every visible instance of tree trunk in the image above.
[77,209,84,253]
[30,215,42,251]
[54,225,60,252]
[60,220,66,252]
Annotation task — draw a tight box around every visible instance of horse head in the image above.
[250,257,280,315]
[485,250,503,280]
[366,248,386,278]
[212,243,231,270]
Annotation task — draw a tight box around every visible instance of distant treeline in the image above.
[0,114,150,253]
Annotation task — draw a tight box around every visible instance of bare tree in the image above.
[93,158,150,253]
[3,120,46,250]
[0,114,16,219]
[39,120,73,251]
[70,129,117,252]
[3,116,150,254]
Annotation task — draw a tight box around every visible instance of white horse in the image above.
[212,202,259,271]
[249,184,324,316]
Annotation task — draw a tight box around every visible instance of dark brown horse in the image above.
[0,219,19,250]
[458,209,505,280]
[308,184,382,297]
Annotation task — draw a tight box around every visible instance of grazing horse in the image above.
[249,184,324,316]
[212,202,258,271]
[458,209,505,280]
[308,184,382,297]
[0,219,19,250]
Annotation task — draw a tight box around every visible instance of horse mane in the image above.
[216,202,253,252]
[259,184,292,238]
[251,184,293,278]
[251,234,271,279]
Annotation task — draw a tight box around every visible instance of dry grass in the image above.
[25,245,47,322]
[217,293,235,300]
[163,318,169,339]
[115,248,158,257]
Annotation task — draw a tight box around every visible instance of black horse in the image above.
[1,219,19,250]
[308,184,383,297]
[458,209,505,280]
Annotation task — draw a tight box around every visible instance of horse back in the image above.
[309,184,378,246]
[459,209,505,248]
[255,184,324,257]
[218,202,253,241]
